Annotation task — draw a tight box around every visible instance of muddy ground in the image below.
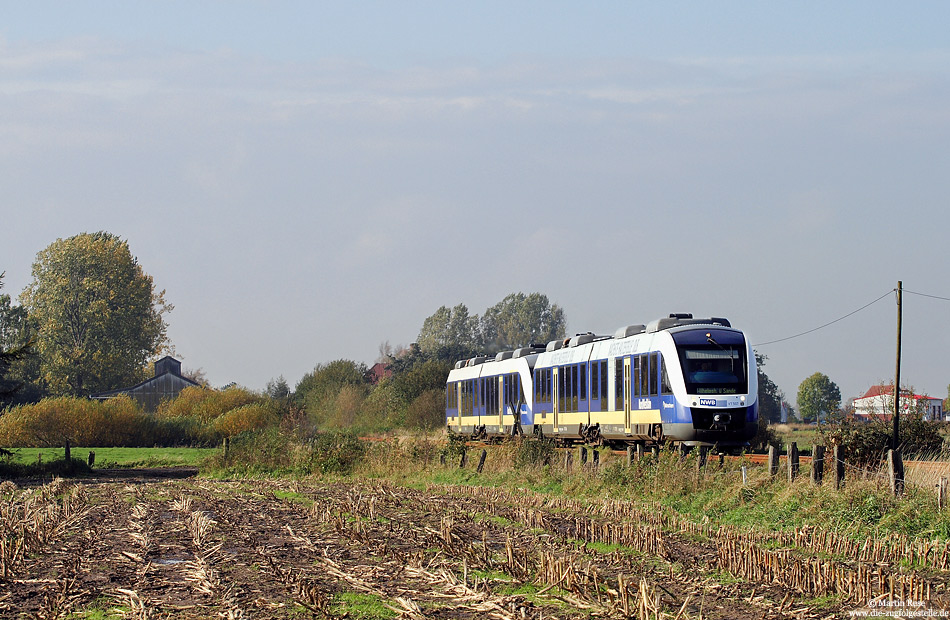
[0,474,935,619]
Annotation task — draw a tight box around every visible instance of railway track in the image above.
[460,438,950,471]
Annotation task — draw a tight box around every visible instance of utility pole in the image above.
[893,281,902,451]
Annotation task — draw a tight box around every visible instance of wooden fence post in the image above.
[832,445,844,490]
[767,445,779,476]
[580,446,588,465]
[477,449,487,473]
[636,444,644,462]
[626,446,634,467]
[811,445,824,485]
[697,446,708,470]
[460,448,467,469]
[939,477,948,510]
[564,450,573,472]
[887,449,905,496]
[787,442,799,482]
[592,450,599,469]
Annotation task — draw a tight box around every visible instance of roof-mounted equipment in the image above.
[613,324,646,338]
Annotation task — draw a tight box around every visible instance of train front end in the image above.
[662,326,758,447]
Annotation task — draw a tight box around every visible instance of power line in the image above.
[904,289,950,302]
[753,289,895,347]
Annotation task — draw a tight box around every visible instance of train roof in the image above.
[451,314,734,369]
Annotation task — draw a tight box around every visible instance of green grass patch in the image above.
[64,598,128,619]
[571,539,626,554]
[331,592,397,619]
[469,567,513,582]
[271,489,314,506]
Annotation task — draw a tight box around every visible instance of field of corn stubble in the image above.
[2,473,949,620]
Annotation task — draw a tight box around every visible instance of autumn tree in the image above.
[797,372,841,423]
[20,232,172,396]
[294,360,369,427]
[478,292,566,353]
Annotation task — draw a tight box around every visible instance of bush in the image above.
[826,415,945,464]
[0,456,91,478]
[212,403,278,439]
[309,431,365,475]
[205,427,315,475]
[157,386,262,422]
[512,436,556,468]
[750,416,780,452]
[0,396,159,447]
[404,389,446,430]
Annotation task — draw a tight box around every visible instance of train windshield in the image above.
[673,330,748,395]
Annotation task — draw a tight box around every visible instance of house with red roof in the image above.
[852,384,944,422]
[365,362,392,385]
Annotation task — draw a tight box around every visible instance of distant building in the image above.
[92,356,202,412]
[852,384,944,422]
[366,362,392,385]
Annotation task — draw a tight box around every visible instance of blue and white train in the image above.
[445,314,758,448]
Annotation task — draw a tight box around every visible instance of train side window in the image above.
[546,369,553,403]
[568,365,576,412]
[590,362,597,399]
[579,364,587,402]
[635,355,643,397]
[599,360,608,410]
[660,355,673,395]
[630,355,643,398]
[572,365,578,411]
[649,354,658,396]
[447,382,457,410]
[565,366,572,411]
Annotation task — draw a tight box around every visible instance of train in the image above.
[445,314,758,448]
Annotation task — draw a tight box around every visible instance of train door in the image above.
[623,357,632,433]
[552,367,560,433]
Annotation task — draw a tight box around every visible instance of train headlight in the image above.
[740,396,746,403]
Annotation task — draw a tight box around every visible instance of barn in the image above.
[92,356,202,412]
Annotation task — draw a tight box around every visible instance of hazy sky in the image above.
[2,2,948,407]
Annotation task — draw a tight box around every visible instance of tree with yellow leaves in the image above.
[20,232,173,396]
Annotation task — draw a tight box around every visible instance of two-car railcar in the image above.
[445,314,757,448]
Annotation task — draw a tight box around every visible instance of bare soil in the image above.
[0,475,883,619]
